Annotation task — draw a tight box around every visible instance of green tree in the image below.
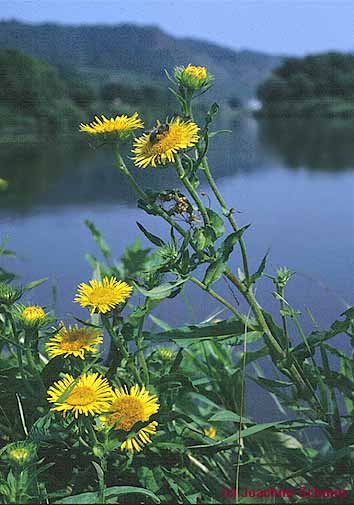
[257,51,354,116]
[69,80,96,108]
[0,48,65,116]
[257,75,288,102]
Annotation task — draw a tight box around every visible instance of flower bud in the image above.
[4,442,36,468]
[175,64,213,91]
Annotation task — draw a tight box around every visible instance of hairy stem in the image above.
[201,157,250,280]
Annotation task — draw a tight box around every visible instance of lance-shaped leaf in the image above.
[203,257,226,286]
[219,224,251,261]
[55,486,160,504]
[85,219,112,259]
[206,208,224,238]
[24,277,48,291]
[247,250,269,286]
[136,222,165,247]
[133,277,188,300]
[143,316,259,343]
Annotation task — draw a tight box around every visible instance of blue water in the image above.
[1,116,353,420]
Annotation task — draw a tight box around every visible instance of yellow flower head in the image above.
[46,323,103,359]
[22,305,46,323]
[101,384,159,452]
[204,426,217,439]
[79,112,144,137]
[157,348,174,361]
[0,178,8,191]
[6,442,36,467]
[47,372,114,418]
[74,276,133,315]
[175,64,213,91]
[133,117,199,168]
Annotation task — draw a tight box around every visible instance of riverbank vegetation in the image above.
[257,52,354,117]
[0,48,173,136]
[0,65,353,504]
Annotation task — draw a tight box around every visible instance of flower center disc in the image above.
[10,448,28,461]
[110,397,144,431]
[67,386,97,406]
[88,287,115,305]
[62,330,90,351]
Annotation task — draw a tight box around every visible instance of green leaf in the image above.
[127,299,161,328]
[149,314,172,331]
[180,230,191,252]
[207,102,219,120]
[203,257,226,286]
[143,317,257,343]
[192,228,207,251]
[55,486,160,504]
[237,346,269,367]
[133,278,188,300]
[55,492,99,504]
[273,444,354,485]
[136,222,165,247]
[220,225,251,261]
[188,420,296,450]
[24,277,47,290]
[208,129,232,139]
[85,219,112,259]
[209,410,242,423]
[248,250,269,285]
[92,461,104,490]
[203,226,217,247]
[252,376,293,391]
[206,209,224,238]
[120,239,152,277]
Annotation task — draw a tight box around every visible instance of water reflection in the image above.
[0,117,353,215]
[258,118,354,170]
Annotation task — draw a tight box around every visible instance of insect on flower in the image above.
[147,121,170,144]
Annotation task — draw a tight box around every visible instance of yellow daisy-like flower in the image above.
[47,372,114,418]
[74,276,133,315]
[204,426,217,439]
[22,305,46,323]
[157,348,174,360]
[132,117,199,168]
[79,112,144,136]
[45,323,103,359]
[101,384,160,452]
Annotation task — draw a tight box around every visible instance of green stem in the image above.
[201,158,250,280]
[101,315,129,360]
[113,148,148,201]
[112,149,249,329]
[98,458,107,504]
[235,312,249,505]
[190,276,248,325]
[223,273,328,419]
[176,156,210,227]
[112,148,330,426]
[113,146,188,238]
[185,92,250,279]
[101,315,142,383]
[183,89,194,119]
[320,344,342,438]
[137,314,149,385]
[6,311,37,397]
[277,286,289,350]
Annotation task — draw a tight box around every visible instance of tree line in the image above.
[257,52,354,117]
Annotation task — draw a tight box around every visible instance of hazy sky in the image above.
[1,0,353,56]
